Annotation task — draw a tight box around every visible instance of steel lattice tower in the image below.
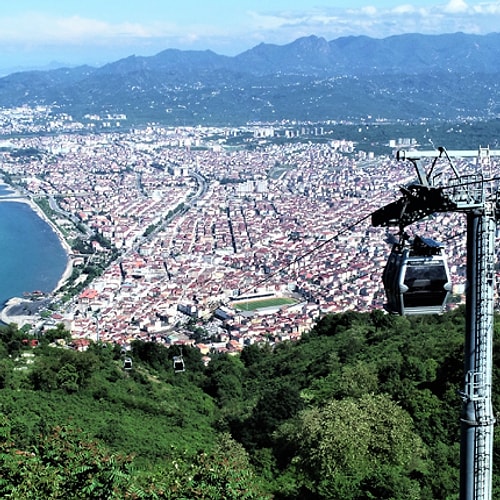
[372,147,500,500]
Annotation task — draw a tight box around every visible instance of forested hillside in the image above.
[0,307,499,498]
[3,33,500,125]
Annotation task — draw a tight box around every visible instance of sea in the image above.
[0,186,67,308]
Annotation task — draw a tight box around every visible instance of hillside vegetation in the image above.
[3,33,500,125]
[1,307,499,498]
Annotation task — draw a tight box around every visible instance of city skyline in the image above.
[1,0,499,74]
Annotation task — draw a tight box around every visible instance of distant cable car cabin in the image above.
[173,355,185,373]
[123,357,133,370]
[382,235,452,315]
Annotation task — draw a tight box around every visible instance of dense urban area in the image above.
[2,99,500,500]
[0,105,486,352]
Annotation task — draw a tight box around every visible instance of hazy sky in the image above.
[2,0,499,72]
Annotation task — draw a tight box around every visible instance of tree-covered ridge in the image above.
[3,33,500,125]
[0,307,499,498]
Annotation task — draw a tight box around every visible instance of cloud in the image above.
[0,10,250,58]
[443,0,469,14]
[0,12,156,45]
[359,6,378,16]
[246,2,500,44]
[1,2,500,67]
[474,3,500,14]
[392,5,418,15]
[0,3,497,48]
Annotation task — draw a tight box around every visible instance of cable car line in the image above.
[220,183,460,315]
[222,147,496,311]
[232,211,375,300]
[441,229,467,243]
[213,154,475,317]
[437,175,500,193]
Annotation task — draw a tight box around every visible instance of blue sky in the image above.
[1,0,499,73]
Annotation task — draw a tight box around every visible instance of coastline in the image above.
[27,198,74,292]
[0,296,45,328]
[0,185,73,326]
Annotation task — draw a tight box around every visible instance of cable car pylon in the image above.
[372,146,500,500]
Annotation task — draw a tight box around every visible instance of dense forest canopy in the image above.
[1,307,500,498]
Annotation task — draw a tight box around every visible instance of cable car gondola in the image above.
[173,355,185,373]
[382,235,452,315]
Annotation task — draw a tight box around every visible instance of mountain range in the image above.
[1,32,500,126]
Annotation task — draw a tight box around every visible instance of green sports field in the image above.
[232,297,297,311]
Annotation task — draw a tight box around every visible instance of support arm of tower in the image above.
[371,184,458,228]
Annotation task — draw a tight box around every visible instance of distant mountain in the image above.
[1,32,500,126]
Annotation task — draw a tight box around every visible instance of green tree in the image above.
[0,323,23,357]
[162,432,273,499]
[0,418,135,499]
[0,357,13,388]
[30,347,100,392]
[336,360,379,398]
[278,393,426,499]
[56,362,79,393]
[131,339,168,372]
[241,382,304,451]
[42,323,72,343]
[204,354,245,408]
